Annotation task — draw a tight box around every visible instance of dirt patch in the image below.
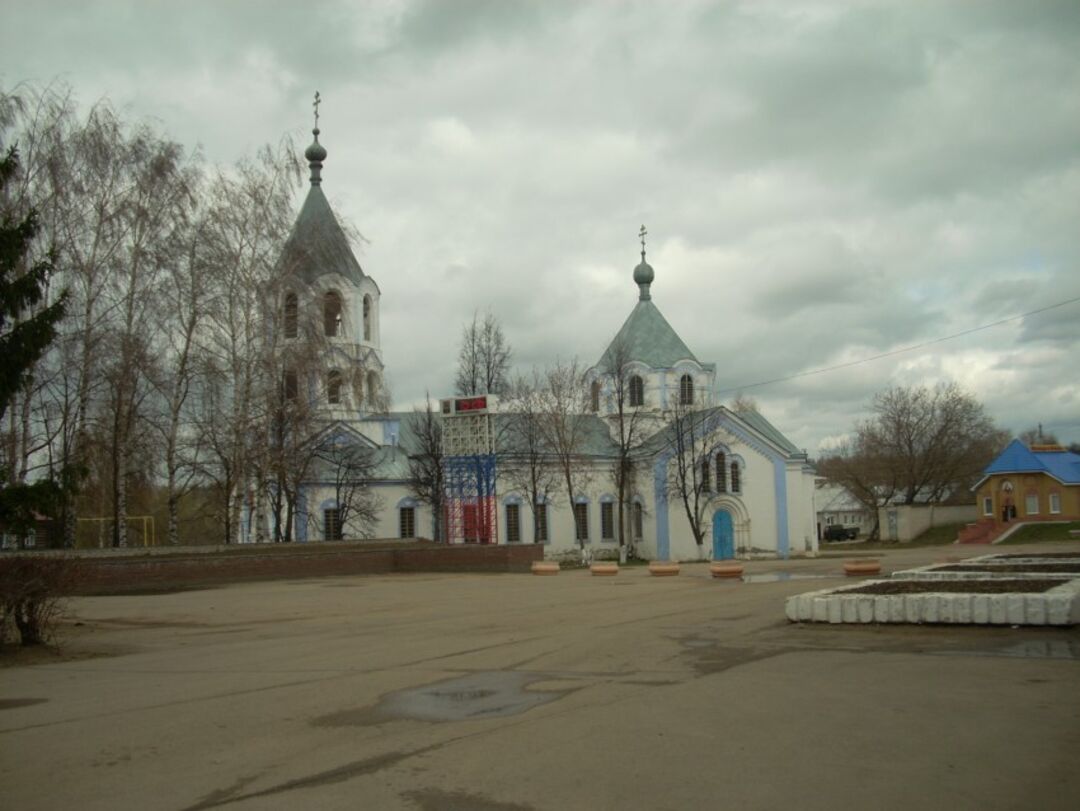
[845,579,1064,595]
[0,697,48,710]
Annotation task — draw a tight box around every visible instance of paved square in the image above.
[3,544,1080,810]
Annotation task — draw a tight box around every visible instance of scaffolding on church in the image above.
[441,396,498,545]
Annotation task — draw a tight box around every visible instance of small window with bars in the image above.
[506,503,521,543]
[399,506,416,538]
[633,502,643,540]
[536,502,548,542]
[324,508,343,541]
[573,503,589,542]
[601,502,614,540]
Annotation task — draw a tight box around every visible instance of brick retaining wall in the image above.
[56,541,544,595]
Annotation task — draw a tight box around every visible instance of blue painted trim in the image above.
[772,457,790,559]
[501,493,523,505]
[653,452,671,560]
[396,496,418,509]
[295,489,308,543]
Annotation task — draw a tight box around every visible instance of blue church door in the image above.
[712,510,734,560]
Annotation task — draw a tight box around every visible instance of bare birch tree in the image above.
[454,310,512,396]
[665,402,714,555]
[501,373,558,543]
[537,357,592,557]
[404,393,445,542]
[594,338,645,558]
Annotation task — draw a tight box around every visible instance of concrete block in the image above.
[873,596,890,623]
[856,596,875,623]
[841,596,858,623]
[1025,595,1046,625]
[812,597,829,622]
[939,596,955,623]
[784,597,798,622]
[922,595,939,623]
[954,596,973,624]
[904,595,921,623]
[888,595,904,622]
[989,596,1007,624]
[973,595,990,624]
[1006,595,1026,624]
[827,598,843,624]
[1046,594,1071,625]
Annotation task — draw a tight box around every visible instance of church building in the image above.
[267,116,818,560]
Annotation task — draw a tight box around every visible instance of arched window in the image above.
[324,291,343,337]
[730,460,741,494]
[283,292,298,339]
[327,369,342,405]
[679,374,694,406]
[363,295,372,341]
[366,371,379,406]
[283,369,298,402]
[716,452,727,493]
[573,497,590,542]
[633,501,644,540]
[700,457,711,491]
[590,380,600,412]
[629,375,644,407]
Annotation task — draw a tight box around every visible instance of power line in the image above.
[716,294,1080,396]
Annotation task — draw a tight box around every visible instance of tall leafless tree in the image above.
[311,436,381,540]
[536,357,593,556]
[454,310,512,397]
[501,373,558,543]
[404,393,445,542]
[817,382,1008,538]
[594,338,646,558]
[665,402,715,555]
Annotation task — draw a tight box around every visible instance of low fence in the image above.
[20,540,545,595]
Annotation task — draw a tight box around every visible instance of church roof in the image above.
[597,299,699,370]
[278,182,366,286]
[981,439,1080,485]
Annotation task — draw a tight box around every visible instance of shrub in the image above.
[0,555,79,646]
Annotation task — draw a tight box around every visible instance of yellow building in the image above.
[963,440,1080,542]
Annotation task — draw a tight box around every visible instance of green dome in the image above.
[305,128,327,163]
[633,257,654,286]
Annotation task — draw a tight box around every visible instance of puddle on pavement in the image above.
[930,639,1080,661]
[741,572,835,583]
[319,671,573,726]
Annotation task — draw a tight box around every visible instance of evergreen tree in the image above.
[0,146,69,534]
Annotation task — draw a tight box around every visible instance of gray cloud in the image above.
[3,0,1078,451]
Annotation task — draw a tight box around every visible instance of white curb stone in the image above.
[785,579,1080,625]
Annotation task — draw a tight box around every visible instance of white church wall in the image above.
[785,466,819,556]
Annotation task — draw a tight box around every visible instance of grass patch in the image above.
[999,521,1080,545]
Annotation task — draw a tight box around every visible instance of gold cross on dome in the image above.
[639,224,648,254]
[313,91,321,128]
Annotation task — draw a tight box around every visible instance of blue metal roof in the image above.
[983,439,1080,484]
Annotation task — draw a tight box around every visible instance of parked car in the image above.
[823,525,859,541]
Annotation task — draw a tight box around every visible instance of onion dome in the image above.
[305,128,326,185]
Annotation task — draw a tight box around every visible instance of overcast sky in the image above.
[3,0,1079,453]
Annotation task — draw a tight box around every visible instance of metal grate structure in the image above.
[441,397,498,545]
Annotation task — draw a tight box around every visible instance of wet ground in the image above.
[3,541,1080,811]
